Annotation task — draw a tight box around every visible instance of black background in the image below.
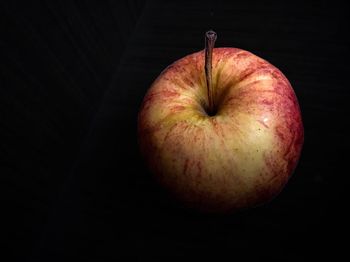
[1,0,349,261]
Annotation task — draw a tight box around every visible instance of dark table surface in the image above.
[1,0,349,261]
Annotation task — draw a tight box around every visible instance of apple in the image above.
[138,31,303,213]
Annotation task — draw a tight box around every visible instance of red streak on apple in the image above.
[196,161,202,177]
[138,47,304,213]
[183,158,189,175]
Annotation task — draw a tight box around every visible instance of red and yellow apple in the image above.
[138,32,303,213]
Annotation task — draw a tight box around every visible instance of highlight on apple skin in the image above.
[138,41,303,213]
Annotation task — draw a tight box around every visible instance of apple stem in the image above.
[205,30,217,116]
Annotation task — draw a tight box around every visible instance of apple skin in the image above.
[138,48,303,213]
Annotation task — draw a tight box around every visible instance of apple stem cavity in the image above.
[205,30,217,116]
